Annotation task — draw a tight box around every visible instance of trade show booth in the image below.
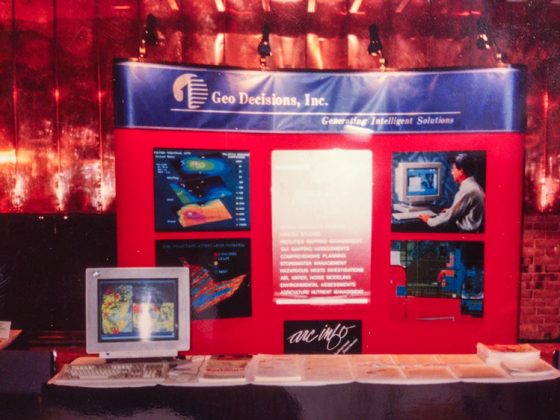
[113,62,524,355]
[36,62,560,420]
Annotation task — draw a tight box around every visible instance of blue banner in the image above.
[114,61,525,133]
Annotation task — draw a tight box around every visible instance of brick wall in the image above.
[519,214,560,341]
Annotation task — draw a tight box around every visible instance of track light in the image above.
[258,23,272,69]
[139,14,160,58]
[367,24,386,70]
[476,20,491,50]
[144,14,159,46]
[475,19,507,66]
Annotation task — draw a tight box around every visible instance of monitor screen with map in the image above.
[85,267,190,359]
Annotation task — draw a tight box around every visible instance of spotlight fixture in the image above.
[367,24,386,69]
[475,19,507,66]
[139,14,159,58]
[475,20,491,50]
[144,14,159,46]
[257,23,272,69]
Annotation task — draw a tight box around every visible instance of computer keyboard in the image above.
[392,210,436,221]
[56,361,169,386]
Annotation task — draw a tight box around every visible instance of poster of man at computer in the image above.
[391,151,486,233]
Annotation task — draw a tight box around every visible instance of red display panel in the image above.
[115,129,523,354]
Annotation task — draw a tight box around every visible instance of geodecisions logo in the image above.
[172,73,209,109]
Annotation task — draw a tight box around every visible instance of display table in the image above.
[42,353,560,419]
[43,379,560,419]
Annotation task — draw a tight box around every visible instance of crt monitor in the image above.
[85,267,190,359]
[394,162,442,209]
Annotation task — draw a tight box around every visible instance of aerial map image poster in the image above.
[153,149,250,231]
[156,239,251,320]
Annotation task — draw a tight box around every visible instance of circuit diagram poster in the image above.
[153,149,250,231]
[390,240,484,318]
[271,150,372,305]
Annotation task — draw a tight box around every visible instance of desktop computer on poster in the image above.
[393,162,442,219]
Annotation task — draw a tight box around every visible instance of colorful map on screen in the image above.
[132,302,175,334]
[101,285,133,335]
